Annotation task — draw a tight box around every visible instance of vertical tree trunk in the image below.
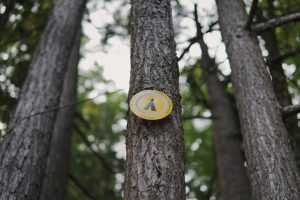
[0,0,85,199]
[40,28,81,200]
[124,0,185,199]
[258,0,300,169]
[0,0,14,37]
[215,0,300,199]
[193,6,251,200]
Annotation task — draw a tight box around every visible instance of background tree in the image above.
[0,0,299,199]
[215,0,300,199]
[40,28,81,200]
[0,0,86,199]
[192,4,251,200]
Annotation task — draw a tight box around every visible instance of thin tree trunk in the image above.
[258,0,300,169]
[0,0,85,199]
[40,28,81,200]
[0,0,14,37]
[215,0,300,199]
[124,0,185,199]
[193,6,251,200]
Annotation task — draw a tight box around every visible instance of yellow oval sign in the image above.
[129,90,173,120]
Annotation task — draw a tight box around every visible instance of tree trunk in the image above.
[215,0,300,199]
[124,0,185,199]
[40,28,81,200]
[0,0,14,37]
[0,0,85,199]
[193,7,251,200]
[258,0,300,169]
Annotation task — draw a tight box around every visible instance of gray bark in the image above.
[39,28,81,200]
[193,6,251,200]
[215,0,300,199]
[0,0,85,199]
[124,0,185,199]
[257,0,300,170]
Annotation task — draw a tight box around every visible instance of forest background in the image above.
[0,0,300,199]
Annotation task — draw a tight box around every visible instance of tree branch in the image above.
[252,12,300,33]
[5,90,121,134]
[177,37,197,61]
[268,47,300,64]
[245,0,259,30]
[206,21,219,33]
[182,115,212,120]
[282,104,300,118]
[69,173,97,200]
[74,125,115,174]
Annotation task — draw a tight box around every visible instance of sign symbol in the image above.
[144,98,156,111]
[129,90,172,120]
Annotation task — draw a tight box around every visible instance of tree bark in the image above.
[193,6,251,200]
[0,0,85,199]
[215,0,300,199]
[257,0,300,170]
[124,0,185,199]
[39,28,81,200]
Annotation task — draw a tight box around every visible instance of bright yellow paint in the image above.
[130,90,173,120]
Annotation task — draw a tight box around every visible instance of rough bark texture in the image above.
[257,0,300,170]
[0,0,85,199]
[194,7,251,200]
[40,28,81,200]
[124,0,185,199]
[215,0,300,199]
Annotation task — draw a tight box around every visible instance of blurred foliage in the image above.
[0,0,299,199]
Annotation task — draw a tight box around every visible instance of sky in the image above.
[80,0,229,93]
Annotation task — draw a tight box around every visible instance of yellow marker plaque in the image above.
[130,90,173,120]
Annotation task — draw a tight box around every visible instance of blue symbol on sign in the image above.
[144,98,156,111]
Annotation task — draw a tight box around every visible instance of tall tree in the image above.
[40,28,81,200]
[0,0,85,199]
[257,0,300,168]
[192,5,251,200]
[215,0,300,199]
[124,0,185,199]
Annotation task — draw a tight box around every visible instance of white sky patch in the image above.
[192,118,211,132]
[95,38,130,91]
[112,136,126,159]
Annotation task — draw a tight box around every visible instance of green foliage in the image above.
[0,0,300,199]
[0,0,51,126]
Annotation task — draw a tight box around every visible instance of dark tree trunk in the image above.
[0,0,85,199]
[215,0,300,199]
[193,7,251,200]
[40,28,81,200]
[0,0,14,37]
[258,0,300,169]
[124,0,185,199]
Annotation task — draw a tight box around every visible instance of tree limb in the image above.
[282,104,300,118]
[74,125,115,174]
[252,12,300,33]
[177,37,197,61]
[268,47,300,64]
[245,0,259,30]
[182,115,212,120]
[5,90,121,134]
[69,173,97,200]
